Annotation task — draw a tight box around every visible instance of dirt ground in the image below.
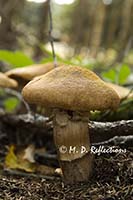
[0,148,132,200]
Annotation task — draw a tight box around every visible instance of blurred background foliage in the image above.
[0,0,132,68]
[0,0,132,119]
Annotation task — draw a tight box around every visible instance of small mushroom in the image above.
[107,83,133,100]
[5,62,59,89]
[0,72,18,88]
[6,63,60,114]
[22,65,120,184]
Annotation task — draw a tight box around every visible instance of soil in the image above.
[0,149,132,200]
[0,113,132,199]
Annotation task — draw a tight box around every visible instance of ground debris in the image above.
[0,149,132,200]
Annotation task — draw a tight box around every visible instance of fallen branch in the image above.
[89,120,133,143]
[0,112,132,144]
[93,135,133,148]
[3,169,60,180]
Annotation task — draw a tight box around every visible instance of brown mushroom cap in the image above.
[22,65,120,112]
[5,62,57,81]
[0,72,18,88]
[107,83,133,99]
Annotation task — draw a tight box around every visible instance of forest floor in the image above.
[0,148,132,200]
[0,111,132,199]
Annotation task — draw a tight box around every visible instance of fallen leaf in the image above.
[5,145,35,173]
[23,144,35,163]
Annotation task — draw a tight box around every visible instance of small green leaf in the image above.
[101,69,117,83]
[0,50,34,68]
[101,64,131,84]
[118,64,131,84]
[4,97,19,112]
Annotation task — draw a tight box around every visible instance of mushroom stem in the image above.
[53,109,93,184]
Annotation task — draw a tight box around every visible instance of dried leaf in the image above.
[23,145,35,163]
[5,145,35,173]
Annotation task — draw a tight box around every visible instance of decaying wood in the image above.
[89,120,133,143]
[93,135,133,148]
[0,112,133,144]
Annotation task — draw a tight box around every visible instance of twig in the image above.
[4,88,31,114]
[3,169,60,180]
[48,0,57,68]
[92,135,133,147]
[123,87,133,101]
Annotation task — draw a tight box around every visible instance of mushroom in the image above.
[6,62,60,114]
[5,62,59,89]
[0,72,18,88]
[107,83,133,100]
[22,65,120,183]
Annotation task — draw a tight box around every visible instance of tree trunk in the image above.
[104,0,121,48]
[34,0,49,60]
[116,0,133,62]
[118,0,133,44]
[68,0,91,54]
[89,0,106,57]
[0,0,24,50]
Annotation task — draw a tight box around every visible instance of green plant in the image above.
[101,64,131,85]
[4,97,19,112]
[0,50,34,68]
